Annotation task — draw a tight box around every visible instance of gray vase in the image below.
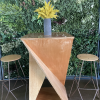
[44,18,52,36]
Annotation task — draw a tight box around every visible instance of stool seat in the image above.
[1,54,21,62]
[77,54,98,61]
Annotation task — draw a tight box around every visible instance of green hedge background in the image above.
[0,0,99,77]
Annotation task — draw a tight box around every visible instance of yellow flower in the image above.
[34,1,59,19]
[0,18,2,21]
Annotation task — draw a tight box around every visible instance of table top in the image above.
[21,32,74,39]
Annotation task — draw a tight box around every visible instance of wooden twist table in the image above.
[21,32,74,100]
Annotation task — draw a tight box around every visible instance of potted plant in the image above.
[34,0,59,36]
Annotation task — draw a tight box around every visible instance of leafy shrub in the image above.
[0,0,99,77]
[1,39,29,77]
[67,29,98,75]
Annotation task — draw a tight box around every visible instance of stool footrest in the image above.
[79,88,99,90]
[10,84,24,92]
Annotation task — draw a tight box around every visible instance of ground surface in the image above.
[0,79,100,100]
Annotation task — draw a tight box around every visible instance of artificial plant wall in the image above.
[0,0,99,76]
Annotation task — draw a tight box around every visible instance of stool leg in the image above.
[5,62,10,100]
[1,81,3,100]
[68,60,81,98]
[13,61,24,88]
[77,61,84,100]
[83,62,96,89]
[91,62,96,89]
[18,60,27,100]
[8,62,10,91]
[18,60,25,78]
[5,92,9,100]
[1,62,5,100]
[10,91,18,100]
[90,61,97,93]
[5,62,18,100]
[93,61,99,100]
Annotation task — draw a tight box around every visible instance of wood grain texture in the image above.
[1,54,21,62]
[77,54,98,61]
[37,87,61,100]
[21,32,74,100]
[21,38,73,85]
[22,40,68,100]
[29,53,45,100]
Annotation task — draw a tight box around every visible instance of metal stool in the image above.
[69,54,99,100]
[1,54,27,100]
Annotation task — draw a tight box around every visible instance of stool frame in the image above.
[1,59,27,100]
[69,60,99,100]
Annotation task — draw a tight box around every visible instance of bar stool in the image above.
[69,54,99,100]
[1,54,27,100]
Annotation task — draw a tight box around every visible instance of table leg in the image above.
[29,53,45,100]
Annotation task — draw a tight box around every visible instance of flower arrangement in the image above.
[34,1,59,19]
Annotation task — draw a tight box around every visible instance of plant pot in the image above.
[44,18,52,36]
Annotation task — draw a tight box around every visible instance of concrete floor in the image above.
[0,79,29,100]
[65,80,100,100]
[0,79,100,100]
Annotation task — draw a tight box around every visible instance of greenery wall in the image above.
[0,0,99,77]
